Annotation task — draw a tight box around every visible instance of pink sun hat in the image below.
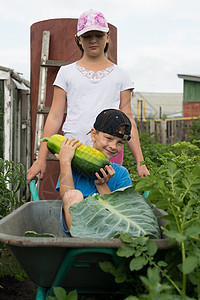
[76,9,109,37]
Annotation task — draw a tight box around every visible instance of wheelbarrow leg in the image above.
[36,286,48,300]
[46,248,121,297]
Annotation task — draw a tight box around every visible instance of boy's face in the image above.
[91,130,125,159]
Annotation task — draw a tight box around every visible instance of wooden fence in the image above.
[137,117,200,144]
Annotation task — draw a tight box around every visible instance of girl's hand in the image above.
[27,159,47,184]
[137,164,150,177]
[94,165,115,185]
[55,138,82,164]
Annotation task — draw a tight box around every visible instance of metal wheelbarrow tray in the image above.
[0,199,174,297]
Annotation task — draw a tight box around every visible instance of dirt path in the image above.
[0,275,37,299]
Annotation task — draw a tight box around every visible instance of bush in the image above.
[0,159,27,280]
[122,137,200,299]
[0,158,26,219]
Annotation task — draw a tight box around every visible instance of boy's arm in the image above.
[56,138,82,199]
[62,190,84,233]
[95,182,111,196]
[59,162,74,199]
[94,164,115,196]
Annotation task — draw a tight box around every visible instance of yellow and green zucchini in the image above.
[41,134,110,177]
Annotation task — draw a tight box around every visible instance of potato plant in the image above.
[113,139,200,299]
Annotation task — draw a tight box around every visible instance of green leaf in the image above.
[158,260,168,267]
[66,290,78,300]
[100,261,128,283]
[182,178,190,188]
[182,256,198,274]
[146,240,158,256]
[135,236,149,246]
[117,243,136,258]
[24,231,55,238]
[166,231,186,243]
[168,162,177,174]
[135,180,150,191]
[53,287,67,299]
[129,256,148,271]
[185,220,200,238]
[115,262,128,283]
[99,261,116,275]
[118,232,134,243]
[70,187,161,239]
[192,165,200,177]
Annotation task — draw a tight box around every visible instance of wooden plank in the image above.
[166,121,170,143]
[161,121,167,144]
[171,121,175,143]
[37,107,67,114]
[150,120,155,139]
[41,60,71,67]
[155,122,161,143]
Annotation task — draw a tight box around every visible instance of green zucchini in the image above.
[41,134,110,177]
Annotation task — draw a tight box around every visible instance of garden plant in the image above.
[104,138,200,299]
[0,158,26,280]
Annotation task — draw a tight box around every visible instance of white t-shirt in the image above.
[53,62,134,146]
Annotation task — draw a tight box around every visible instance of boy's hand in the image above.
[55,138,82,164]
[94,165,115,185]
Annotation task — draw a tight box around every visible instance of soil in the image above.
[0,275,123,300]
[0,247,38,300]
[0,275,37,300]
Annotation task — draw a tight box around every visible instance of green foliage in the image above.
[100,138,200,299]
[0,159,26,281]
[0,245,27,281]
[47,288,78,300]
[0,158,26,219]
[187,117,200,142]
[124,267,194,300]
[123,132,173,185]
[132,141,200,298]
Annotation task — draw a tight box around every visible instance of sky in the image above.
[0,0,200,93]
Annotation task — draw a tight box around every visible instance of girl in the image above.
[27,9,149,184]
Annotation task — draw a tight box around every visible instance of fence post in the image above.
[161,120,167,144]
[150,120,155,139]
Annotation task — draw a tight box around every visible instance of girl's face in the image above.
[78,31,110,57]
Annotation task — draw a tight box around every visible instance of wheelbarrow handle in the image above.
[143,190,150,199]
[29,177,40,201]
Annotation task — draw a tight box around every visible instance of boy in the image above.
[56,109,132,235]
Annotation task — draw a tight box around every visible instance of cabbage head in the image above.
[69,186,161,239]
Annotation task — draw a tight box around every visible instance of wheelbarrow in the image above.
[0,179,175,299]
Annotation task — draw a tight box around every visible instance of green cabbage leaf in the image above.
[69,186,161,239]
